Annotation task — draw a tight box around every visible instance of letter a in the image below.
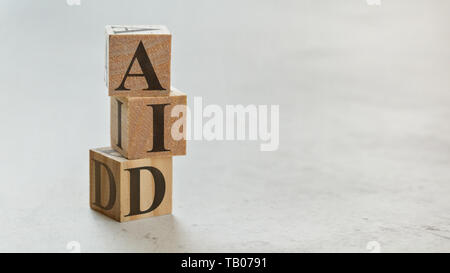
[115,41,165,91]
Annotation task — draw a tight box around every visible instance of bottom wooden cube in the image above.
[89,147,172,222]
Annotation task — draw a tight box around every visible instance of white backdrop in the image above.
[1,0,450,252]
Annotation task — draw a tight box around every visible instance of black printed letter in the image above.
[92,159,116,210]
[125,166,166,216]
[116,99,123,148]
[115,41,165,91]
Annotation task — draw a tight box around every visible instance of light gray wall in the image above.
[1,0,449,252]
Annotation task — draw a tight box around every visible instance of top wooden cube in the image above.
[105,25,171,97]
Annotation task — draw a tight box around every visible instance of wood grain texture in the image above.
[111,88,187,160]
[89,147,172,222]
[105,25,171,97]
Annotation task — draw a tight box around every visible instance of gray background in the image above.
[1,0,450,252]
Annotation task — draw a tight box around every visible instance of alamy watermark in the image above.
[366,241,381,253]
[66,241,81,253]
[170,97,279,152]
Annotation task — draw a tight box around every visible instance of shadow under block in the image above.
[89,147,172,222]
[105,25,171,97]
[111,88,187,160]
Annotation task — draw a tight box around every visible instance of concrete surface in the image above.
[0,0,450,252]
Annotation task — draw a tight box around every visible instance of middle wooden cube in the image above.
[111,88,187,160]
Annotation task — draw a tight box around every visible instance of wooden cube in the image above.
[111,88,187,160]
[105,25,171,97]
[89,147,172,222]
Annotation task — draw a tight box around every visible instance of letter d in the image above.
[92,159,116,210]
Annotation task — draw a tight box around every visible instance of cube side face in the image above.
[126,90,187,159]
[111,97,130,158]
[107,33,171,97]
[120,157,173,222]
[89,148,124,222]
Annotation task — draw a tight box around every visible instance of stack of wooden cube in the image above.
[89,25,186,222]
